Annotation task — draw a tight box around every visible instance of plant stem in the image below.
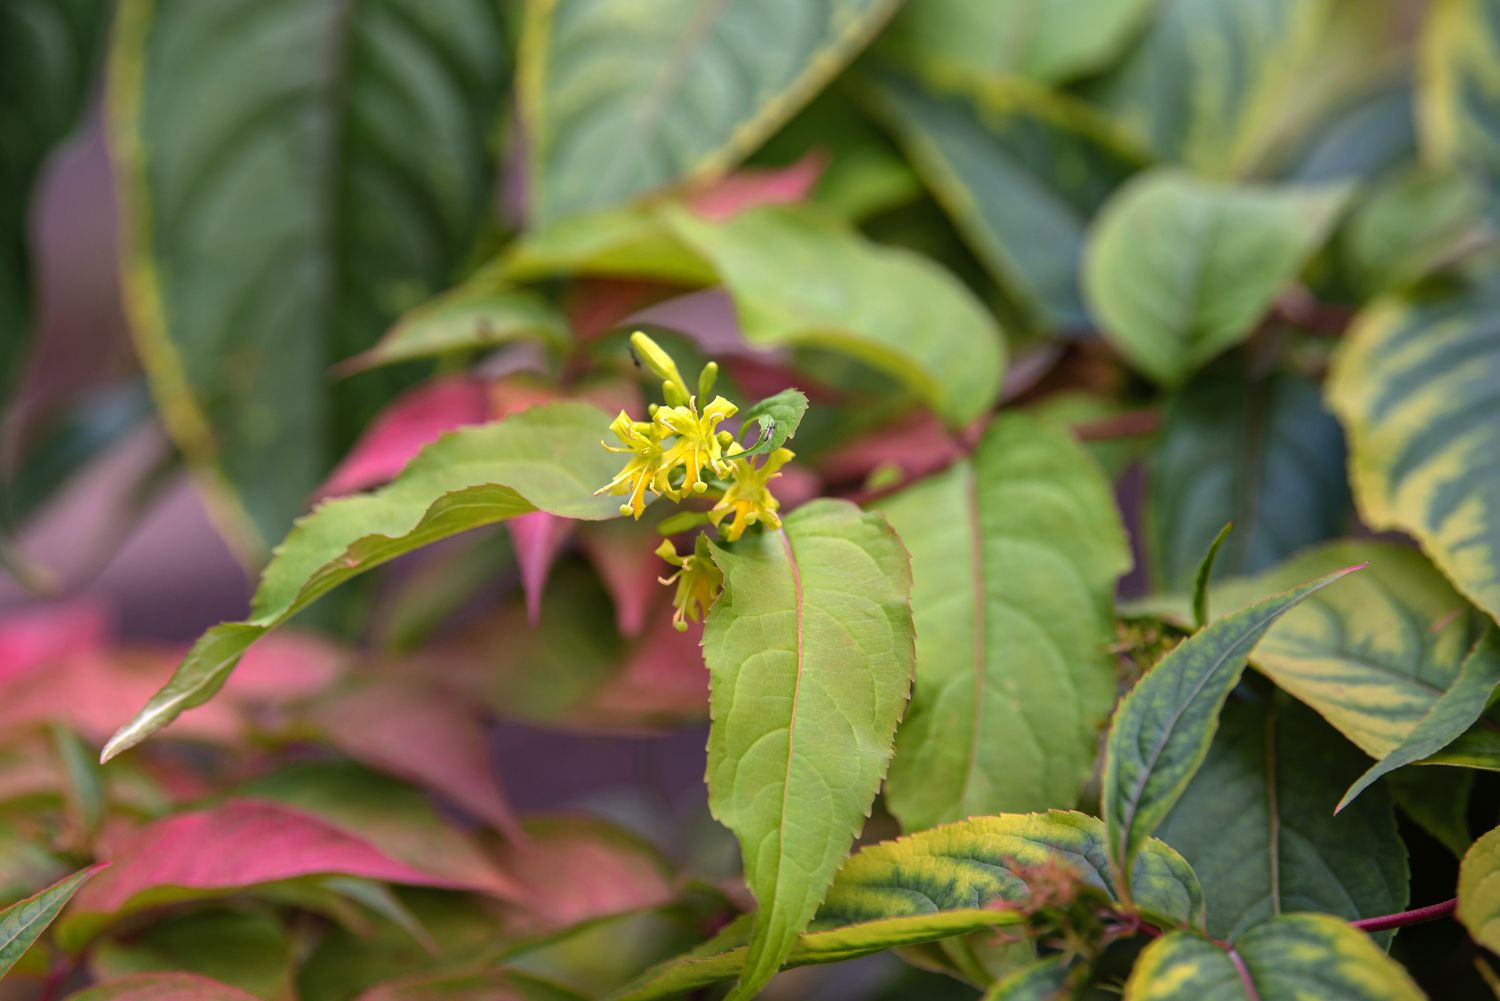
[1350,898,1457,933]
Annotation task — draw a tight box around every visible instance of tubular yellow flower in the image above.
[595,410,667,518]
[709,447,793,542]
[654,395,737,498]
[656,536,722,631]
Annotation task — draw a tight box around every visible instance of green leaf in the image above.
[336,282,570,376]
[821,812,1204,932]
[101,402,624,761]
[1146,368,1351,591]
[64,974,262,1001]
[880,0,1155,85]
[0,0,107,399]
[1083,169,1350,386]
[519,0,901,225]
[862,72,1141,333]
[89,908,294,1000]
[1124,914,1423,1000]
[1387,767,1473,858]
[879,415,1131,827]
[703,498,916,1000]
[355,970,588,1001]
[1461,822,1500,952]
[0,864,103,978]
[1340,627,1500,810]
[734,389,809,459]
[664,205,1006,426]
[1155,697,1408,943]
[1191,523,1234,630]
[1327,287,1500,626]
[1419,0,1500,181]
[1086,0,1336,176]
[111,0,511,553]
[1336,166,1491,297]
[980,955,1073,1001]
[1103,564,1361,896]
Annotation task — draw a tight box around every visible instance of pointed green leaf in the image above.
[102,402,623,761]
[1191,523,1235,630]
[1419,0,1500,180]
[519,0,901,225]
[1156,697,1408,943]
[0,864,103,978]
[1147,368,1351,591]
[880,415,1131,827]
[111,0,511,551]
[664,205,1006,426]
[1124,914,1423,1000]
[1083,170,1349,386]
[336,283,570,376]
[1103,565,1362,895]
[734,389,809,459]
[1461,823,1500,952]
[1328,288,1500,625]
[703,498,916,1000]
[862,71,1140,332]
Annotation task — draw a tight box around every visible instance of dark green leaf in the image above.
[0,864,103,978]
[1191,523,1234,630]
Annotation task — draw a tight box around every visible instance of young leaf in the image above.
[519,0,901,224]
[64,973,261,1001]
[101,402,622,761]
[703,499,916,1000]
[1155,698,1408,943]
[0,864,104,978]
[880,415,1131,828]
[663,205,1006,426]
[1328,288,1500,625]
[1191,523,1234,630]
[1147,368,1350,591]
[1460,823,1500,952]
[1083,170,1349,386]
[111,0,512,553]
[863,70,1141,332]
[734,389,808,459]
[1124,914,1422,1000]
[1103,564,1362,896]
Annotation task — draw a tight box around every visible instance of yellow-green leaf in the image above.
[1125,914,1423,1000]
[101,402,623,761]
[880,415,1130,828]
[1460,822,1500,952]
[703,499,915,1000]
[1419,0,1500,179]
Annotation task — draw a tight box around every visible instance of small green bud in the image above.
[630,331,690,400]
[697,361,719,401]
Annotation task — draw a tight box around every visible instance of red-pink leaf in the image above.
[819,413,968,490]
[318,377,489,498]
[0,603,111,684]
[310,681,520,838]
[564,279,681,340]
[576,520,664,638]
[73,799,476,920]
[685,153,826,221]
[572,609,708,728]
[507,512,575,625]
[352,971,552,1001]
[64,973,261,1001]
[220,630,345,702]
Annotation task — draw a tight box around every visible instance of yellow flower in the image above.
[656,536,722,631]
[654,395,737,499]
[595,410,667,518]
[710,447,793,542]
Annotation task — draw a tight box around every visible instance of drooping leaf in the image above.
[1146,368,1351,591]
[0,864,103,978]
[733,389,808,459]
[1103,565,1361,895]
[60,800,481,947]
[1086,0,1336,176]
[879,0,1155,86]
[336,284,569,376]
[519,0,901,225]
[863,71,1140,332]
[1327,287,1500,625]
[1419,0,1500,182]
[1460,822,1500,952]
[110,0,511,552]
[664,205,1005,426]
[0,0,107,401]
[1155,697,1408,943]
[101,402,623,761]
[64,973,262,1001]
[880,415,1131,828]
[703,498,915,1000]
[1083,169,1349,386]
[1124,914,1423,1000]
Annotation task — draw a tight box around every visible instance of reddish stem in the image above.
[1350,898,1457,933]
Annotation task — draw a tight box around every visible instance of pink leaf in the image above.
[220,630,346,702]
[507,512,575,624]
[64,973,262,1001]
[0,602,111,684]
[572,608,709,728]
[310,681,521,839]
[685,153,827,221]
[575,520,664,638]
[564,279,681,340]
[318,377,490,498]
[818,413,968,490]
